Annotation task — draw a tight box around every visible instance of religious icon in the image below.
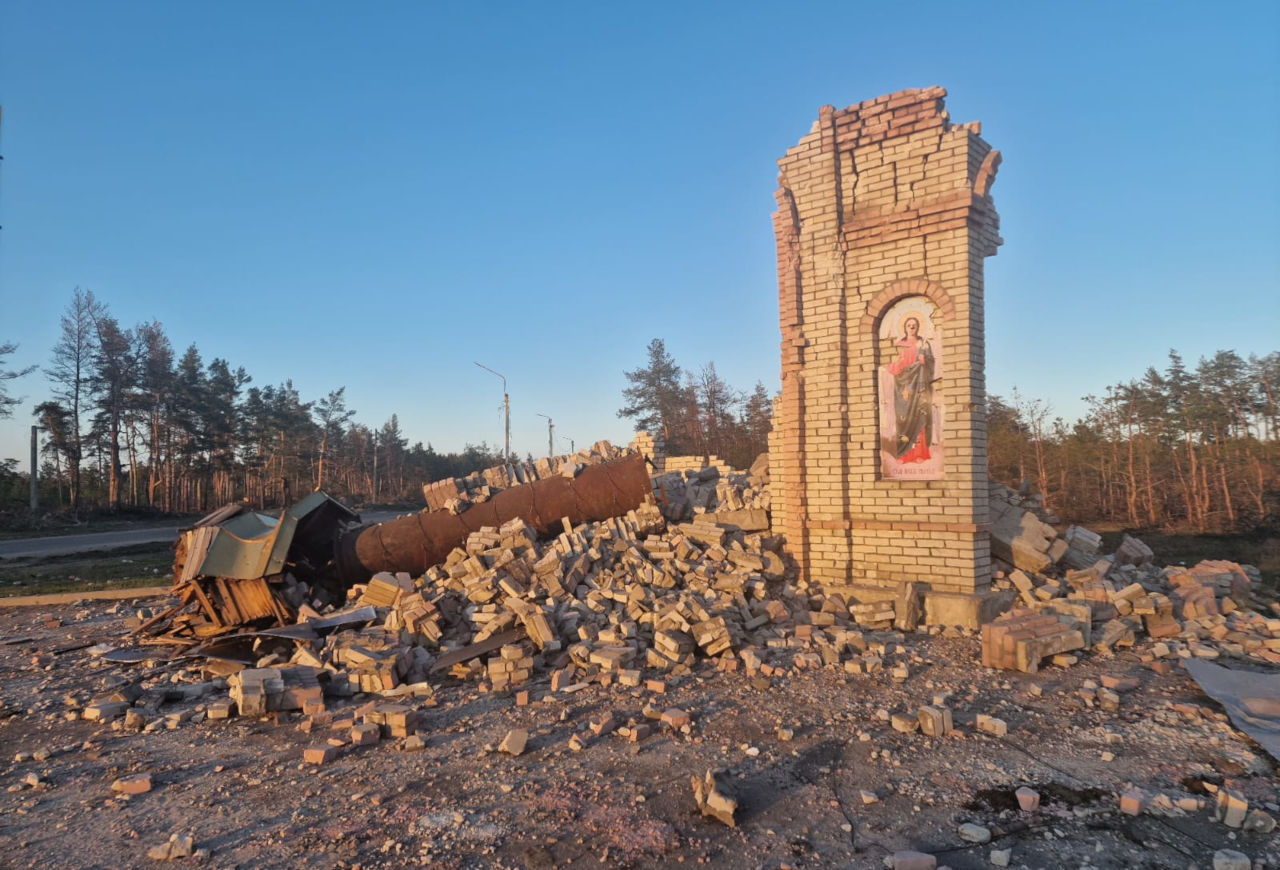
[878,299,944,479]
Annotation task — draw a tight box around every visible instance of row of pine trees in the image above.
[622,340,1279,534]
[2,298,1276,534]
[1,289,505,513]
[990,350,1278,533]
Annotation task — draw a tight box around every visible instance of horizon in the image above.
[2,1,1278,469]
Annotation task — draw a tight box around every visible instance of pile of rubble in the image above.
[111,470,1276,746]
[984,483,1279,674]
[85,461,957,762]
[650,452,770,526]
[422,440,628,513]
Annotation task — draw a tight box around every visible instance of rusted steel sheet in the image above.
[335,452,652,583]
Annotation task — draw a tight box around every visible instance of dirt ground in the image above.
[1,596,1276,870]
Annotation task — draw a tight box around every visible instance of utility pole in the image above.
[371,429,379,503]
[474,362,510,462]
[536,414,554,458]
[29,425,38,511]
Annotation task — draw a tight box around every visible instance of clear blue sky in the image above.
[1,1,1277,467]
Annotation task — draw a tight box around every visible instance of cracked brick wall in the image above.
[770,87,1002,596]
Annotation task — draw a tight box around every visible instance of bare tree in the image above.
[46,288,104,511]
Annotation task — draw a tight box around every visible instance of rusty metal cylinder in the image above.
[335,452,652,584]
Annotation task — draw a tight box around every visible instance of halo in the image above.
[897,309,931,338]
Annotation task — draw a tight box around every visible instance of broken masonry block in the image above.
[499,729,528,756]
[917,706,952,737]
[692,769,738,827]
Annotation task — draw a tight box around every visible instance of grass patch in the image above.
[0,543,173,597]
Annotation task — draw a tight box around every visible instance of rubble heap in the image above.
[112,481,960,736]
[983,484,1279,673]
[650,452,771,525]
[422,440,628,513]
[158,446,652,638]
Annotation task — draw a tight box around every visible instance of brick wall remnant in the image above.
[770,87,1002,598]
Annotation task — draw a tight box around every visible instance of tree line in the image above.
[989,349,1279,534]
[0,289,505,514]
[619,338,1278,534]
[617,338,773,471]
[3,307,1276,535]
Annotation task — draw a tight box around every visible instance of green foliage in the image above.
[618,339,775,470]
[11,289,526,513]
[0,341,37,420]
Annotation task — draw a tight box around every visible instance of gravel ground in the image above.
[1,597,1277,870]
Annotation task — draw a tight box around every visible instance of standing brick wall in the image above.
[771,87,1002,596]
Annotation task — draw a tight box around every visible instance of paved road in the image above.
[0,510,408,560]
[0,528,183,559]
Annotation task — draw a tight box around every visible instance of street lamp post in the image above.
[536,413,554,458]
[30,425,39,511]
[474,362,510,463]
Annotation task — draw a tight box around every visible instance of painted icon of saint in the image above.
[885,315,935,463]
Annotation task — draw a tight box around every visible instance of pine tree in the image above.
[618,339,685,448]
[0,341,36,419]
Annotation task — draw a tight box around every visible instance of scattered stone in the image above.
[499,729,528,756]
[303,745,339,765]
[1119,789,1144,816]
[917,705,952,737]
[976,714,1007,737]
[958,822,991,844]
[112,773,153,795]
[691,769,737,827]
[1241,808,1274,834]
[1015,786,1039,812]
[891,713,919,734]
[1212,849,1251,870]
[399,734,426,752]
[351,723,380,746]
[1214,787,1248,828]
[891,850,936,870]
[147,833,195,861]
[660,708,691,730]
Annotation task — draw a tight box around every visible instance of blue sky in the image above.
[1,1,1277,467]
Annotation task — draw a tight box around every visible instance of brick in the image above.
[1119,789,1144,816]
[660,708,691,730]
[976,714,1007,736]
[304,745,339,765]
[350,723,380,746]
[917,706,952,737]
[111,773,152,795]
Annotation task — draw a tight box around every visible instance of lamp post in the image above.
[30,425,39,511]
[536,413,554,458]
[558,433,575,454]
[474,362,510,463]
